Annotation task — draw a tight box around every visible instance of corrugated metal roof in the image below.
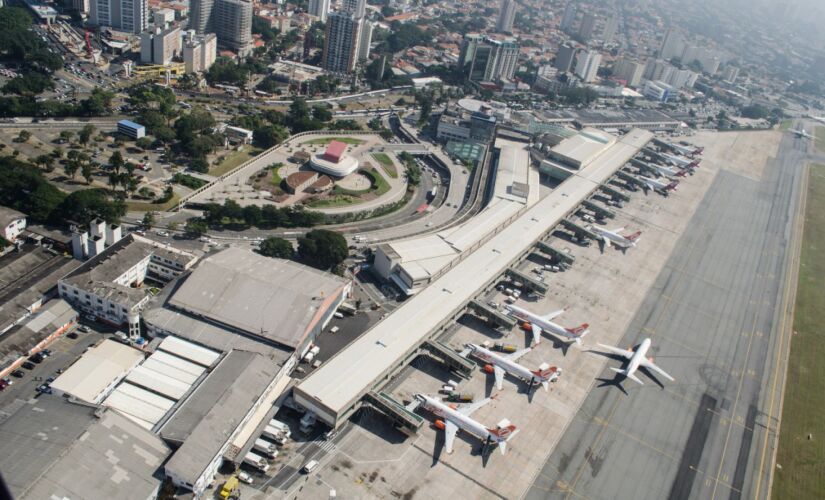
[157,336,220,367]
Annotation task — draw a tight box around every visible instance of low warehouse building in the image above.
[50,339,145,404]
[0,299,77,378]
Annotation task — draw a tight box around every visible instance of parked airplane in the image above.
[596,338,675,385]
[638,175,679,195]
[415,394,518,455]
[791,127,814,139]
[464,343,561,392]
[804,114,825,125]
[643,162,687,178]
[590,225,642,250]
[669,142,703,157]
[503,304,589,346]
[661,152,700,169]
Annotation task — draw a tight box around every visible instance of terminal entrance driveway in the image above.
[525,133,804,500]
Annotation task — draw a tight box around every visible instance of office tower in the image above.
[183,32,217,73]
[554,44,577,72]
[659,28,685,60]
[602,15,618,43]
[214,0,252,54]
[140,26,181,65]
[357,19,373,61]
[574,50,601,83]
[613,57,644,87]
[322,11,361,73]
[560,1,577,32]
[496,0,516,33]
[90,0,147,34]
[342,0,365,17]
[308,0,330,22]
[578,13,597,41]
[459,34,519,82]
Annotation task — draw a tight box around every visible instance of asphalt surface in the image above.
[525,134,805,500]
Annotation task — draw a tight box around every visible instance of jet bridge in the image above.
[630,158,659,175]
[581,199,616,219]
[598,184,631,202]
[535,241,576,267]
[615,170,647,189]
[421,340,476,377]
[364,391,424,436]
[505,268,549,295]
[559,219,599,240]
[468,300,517,329]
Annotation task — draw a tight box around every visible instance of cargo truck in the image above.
[243,451,270,472]
[253,438,279,459]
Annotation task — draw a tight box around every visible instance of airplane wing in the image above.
[641,358,675,382]
[602,235,611,247]
[611,227,625,233]
[542,309,566,321]
[444,420,458,454]
[596,343,634,359]
[493,365,505,390]
[457,397,491,416]
[507,347,532,362]
[530,324,542,346]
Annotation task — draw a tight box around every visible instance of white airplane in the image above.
[640,162,686,179]
[590,225,642,250]
[415,394,518,455]
[596,338,675,385]
[791,127,814,139]
[504,304,589,346]
[638,175,679,195]
[661,152,700,169]
[804,114,825,125]
[668,142,703,157]
[464,343,562,392]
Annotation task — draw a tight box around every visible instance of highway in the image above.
[524,132,806,500]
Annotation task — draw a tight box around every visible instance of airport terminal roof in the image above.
[549,127,617,169]
[50,339,145,403]
[162,350,280,486]
[0,397,170,500]
[295,128,654,427]
[166,248,348,350]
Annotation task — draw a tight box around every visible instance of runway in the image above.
[525,133,806,500]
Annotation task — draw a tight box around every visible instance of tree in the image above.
[78,124,95,146]
[297,229,348,270]
[56,188,126,225]
[142,211,156,228]
[59,130,74,143]
[184,217,208,237]
[34,154,53,171]
[311,105,332,122]
[109,150,124,172]
[17,130,30,142]
[257,236,294,259]
[135,137,154,150]
[64,156,79,180]
[254,124,289,148]
[191,156,209,173]
[81,161,93,184]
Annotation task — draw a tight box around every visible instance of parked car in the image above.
[22,362,35,370]
[36,384,52,394]
[0,380,8,391]
[11,370,24,378]
[67,332,79,339]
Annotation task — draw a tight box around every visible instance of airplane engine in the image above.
[521,322,532,331]
[434,419,446,430]
[483,364,494,374]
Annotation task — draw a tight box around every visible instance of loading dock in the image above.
[535,241,575,266]
[559,219,599,240]
[581,199,616,219]
[615,170,647,189]
[598,184,631,202]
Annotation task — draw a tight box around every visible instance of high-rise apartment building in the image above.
[496,0,516,33]
[308,0,330,22]
[183,32,217,73]
[554,44,577,73]
[90,0,147,34]
[723,66,739,83]
[560,2,577,33]
[578,13,597,41]
[140,26,181,65]
[213,0,252,54]
[322,11,362,73]
[659,28,685,60]
[342,0,365,17]
[613,57,644,87]
[357,19,373,61]
[602,15,618,43]
[574,49,601,83]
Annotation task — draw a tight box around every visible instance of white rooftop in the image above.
[295,129,653,426]
[50,340,144,404]
[550,127,617,168]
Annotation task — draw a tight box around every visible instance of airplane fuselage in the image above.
[661,152,695,168]
[590,226,635,247]
[504,304,574,340]
[625,338,652,376]
[417,395,492,441]
[469,344,537,382]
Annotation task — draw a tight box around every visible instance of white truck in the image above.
[243,451,270,472]
[269,419,291,439]
[253,438,279,459]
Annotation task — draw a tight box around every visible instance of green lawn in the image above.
[779,120,793,131]
[209,147,262,177]
[372,153,398,178]
[815,127,825,154]
[271,163,284,186]
[126,192,180,212]
[301,137,364,145]
[362,167,390,196]
[305,195,358,208]
[774,164,825,499]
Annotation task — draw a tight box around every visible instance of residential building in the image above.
[90,0,148,34]
[724,66,739,83]
[644,58,673,82]
[213,0,252,55]
[575,49,601,83]
[153,8,174,27]
[140,26,181,65]
[666,68,698,89]
[496,0,516,33]
[0,207,26,242]
[308,0,330,22]
[357,19,373,61]
[554,44,577,72]
[183,32,217,73]
[602,15,618,43]
[342,0,365,17]
[643,80,676,102]
[578,13,597,41]
[613,57,644,87]
[560,1,577,33]
[659,28,684,60]
[189,0,213,33]
[321,11,366,73]
[73,0,89,15]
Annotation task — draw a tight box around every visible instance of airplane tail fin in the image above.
[626,231,642,243]
[666,181,679,191]
[676,169,688,177]
[489,420,519,454]
[689,160,700,168]
[540,380,549,392]
[565,323,589,342]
